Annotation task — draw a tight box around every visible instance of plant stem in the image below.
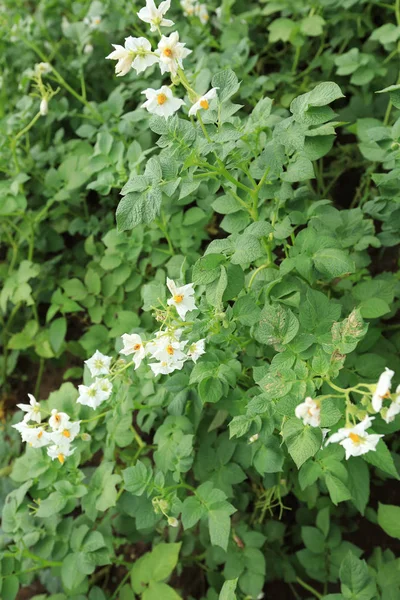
[34,358,45,398]
[296,577,323,599]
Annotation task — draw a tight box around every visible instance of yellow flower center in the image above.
[54,414,61,424]
[349,433,361,444]
[163,48,173,57]
[94,359,104,369]
[157,93,167,105]
[62,429,71,438]
[200,99,209,110]
[166,345,175,356]
[173,294,184,303]
[57,453,65,464]
[133,343,141,351]
[37,431,43,439]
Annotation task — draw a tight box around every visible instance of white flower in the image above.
[137,0,174,32]
[188,87,218,117]
[249,433,259,443]
[16,394,41,424]
[295,397,321,427]
[187,339,206,363]
[106,37,158,76]
[13,422,51,448]
[94,377,113,400]
[51,421,81,445]
[372,367,394,412]
[166,278,197,319]
[85,350,112,377]
[120,333,146,368]
[77,382,109,409]
[47,443,76,465]
[385,384,400,423]
[156,32,192,76]
[40,98,48,116]
[150,335,187,363]
[35,62,52,75]
[325,416,383,459]
[84,15,102,30]
[181,0,196,17]
[149,359,186,375]
[49,409,70,431]
[84,43,94,54]
[195,3,209,24]
[142,86,185,118]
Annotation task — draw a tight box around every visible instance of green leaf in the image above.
[363,440,399,479]
[116,188,162,231]
[181,496,205,529]
[148,543,182,581]
[143,582,182,600]
[211,69,240,101]
[282,419,322,468]
[283,156,315,182]
[313,248,355,278]
[123,461,152,495]
[208,506,235,551]
[49,317,67,353]
[36,491,68,517]
[359,297,391,318]
[219,579,238,600]
[378,504,400,539]
[1,576,19,600]
[325,473,352,505]
[346,459,370,515]
[339,552,376,600]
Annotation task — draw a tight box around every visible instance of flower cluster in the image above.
[13,279,204,465]
[295,367,399,460]
[181,0,209,24]
[106,0,218,120]
[13,396,80,465]
[120,279,205,375]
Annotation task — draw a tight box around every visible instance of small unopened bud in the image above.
[81,433,91,442]
[391,142,400,150]
[159,499,169,512]
[84,44,93,55]
[40,98,48,116]
[249,434,259,444]
[168,517,179,528]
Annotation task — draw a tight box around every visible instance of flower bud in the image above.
[81,433,91,442]
[168,517,179,528]
[40,98,48,116]
[249,433,259,443]
[159,499,169,512]
[84,44,93,55]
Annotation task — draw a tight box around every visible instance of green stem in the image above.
[34,358,45,398]
[296,577,323,599]
[80,410,111,424]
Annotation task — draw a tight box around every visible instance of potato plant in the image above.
[1,0,400,599]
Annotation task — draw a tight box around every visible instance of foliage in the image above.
[1,0,400,599]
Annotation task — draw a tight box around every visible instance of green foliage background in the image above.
[1,0,400,599]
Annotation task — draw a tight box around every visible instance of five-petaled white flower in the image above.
[295,397,321,428]
[188,87,218,116]
[17,393,42,424]
[106,37,158,76]
[138,0,174,32]
[13,422,51,448]
[150,335,187,363]
[156,32,192,76]
[325,416,383,459]
[372,367,394,412]
[196,3,209,24]
[85,350,112,377]
[51,421,81,445]
[84,15,102,30]
[49,409,70,431]
[142,86,185,118]
[120,333,147,368]
[181,0,196,17]
[166,278,197,319]
[149,359,185,375]
[47,443,76,465]
[77,381,109,410]
[187,339,206,363]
